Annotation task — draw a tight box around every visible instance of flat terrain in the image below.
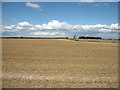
[2,39,118,88]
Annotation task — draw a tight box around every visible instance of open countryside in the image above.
[2,39,118,88]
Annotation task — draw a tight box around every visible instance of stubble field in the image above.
[2,39,118,88]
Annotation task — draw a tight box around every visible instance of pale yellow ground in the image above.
[2,39,118,88]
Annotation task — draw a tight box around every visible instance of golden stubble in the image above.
[2,39,118,88]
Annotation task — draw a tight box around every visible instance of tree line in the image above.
[78,36,102,39]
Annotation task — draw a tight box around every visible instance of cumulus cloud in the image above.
[3,25,15,30]
[18,22,31,27]
[2,20,118,32]
[31,31,65,36]
[26,2,41,10]
[16,26,23,30]
[38,20,71,30]
[2,20,118,38]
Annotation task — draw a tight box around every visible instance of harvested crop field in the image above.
[2,39,118,88]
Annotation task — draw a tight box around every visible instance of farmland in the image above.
[2,39,118,88]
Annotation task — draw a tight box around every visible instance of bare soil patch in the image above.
[2,39,118,88]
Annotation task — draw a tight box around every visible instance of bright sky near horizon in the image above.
[2,2,119,39]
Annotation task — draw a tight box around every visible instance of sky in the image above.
[2,2,119,39]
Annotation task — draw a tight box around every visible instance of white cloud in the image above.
[16,26,23,30]
[109,24,118,29]
[2,20,118,38]
[31,31,65,36]
[99,28,112,32]
[18,22,31,27]
[26,2,41,9]
[4,25,15,30]
[39,20,71,30]
[35,25,42,29]
[2,20,118,32]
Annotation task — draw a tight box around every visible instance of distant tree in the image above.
[66,37,68,39]
[79,36,102,39]
[21,36,23,38]
[79,36,85,39]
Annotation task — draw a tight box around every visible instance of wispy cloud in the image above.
[103,3,110,9]
[93,3,110,9]
[0,20,2,23]
[94,3,99,6]
[26,2,42,11]
[79,0,95,2]
[11,18,17,21]
[78,2,110,9]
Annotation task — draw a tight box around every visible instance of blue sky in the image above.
[2,2,118,39]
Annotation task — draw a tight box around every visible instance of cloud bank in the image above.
[2,20,118,39]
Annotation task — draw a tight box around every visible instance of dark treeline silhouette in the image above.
[2,36,68,39]
[79,36,102,39]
